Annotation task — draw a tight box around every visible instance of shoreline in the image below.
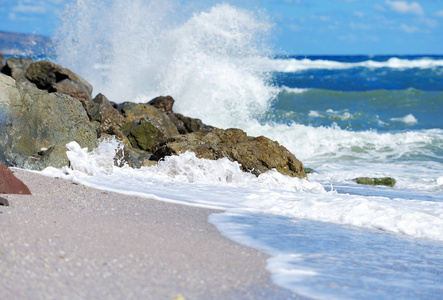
[0,169,302,299]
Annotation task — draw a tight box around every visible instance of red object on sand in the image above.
[0,164,32,195]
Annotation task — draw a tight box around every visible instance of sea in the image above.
[5,1,443,299]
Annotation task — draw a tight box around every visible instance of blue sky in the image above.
[0,0,442,54]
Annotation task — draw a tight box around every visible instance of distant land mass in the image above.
[0,31,54,57]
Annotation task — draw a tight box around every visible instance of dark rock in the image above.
[0,196,9,206]
[2,57,35,87]
[354,177,396,187]
[148,95,174,114]
[25,61,93,101]
[174,113,215,133]
[84,93,125,136]
[0,52,6,71]
[154,128,306,179]
[0,73,98,170]
[0,163,31,195]
[146,95,214,134]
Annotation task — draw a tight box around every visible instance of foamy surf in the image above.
[40,139,443,242]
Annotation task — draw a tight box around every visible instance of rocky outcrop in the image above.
[354,177,396,187]
[25,61,93,101]
[0,163,31,195]
[0,54,307,179]
[0,73,98,170]
[154,128,306,178]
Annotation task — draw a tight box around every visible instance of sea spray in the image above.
[55,0,277,128]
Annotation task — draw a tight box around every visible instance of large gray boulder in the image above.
[0,73,98,170]
[154,128,306,179]
[1,57,35,87]
[25,61,93,101]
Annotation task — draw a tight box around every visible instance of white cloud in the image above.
[385,1,424,16]
[12,1,47,14]
[311,15,330,22]
[374,4,386,12]
[287,24,303,31]
[400,23,420,33]
[354,11,365,18]
[282,0,303,3]
[435,10,443,18]
[421,18,438,28]
[350,22,372,30]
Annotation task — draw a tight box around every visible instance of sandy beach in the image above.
[0,169,301,300]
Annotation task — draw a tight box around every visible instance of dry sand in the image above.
[0,169,302,299]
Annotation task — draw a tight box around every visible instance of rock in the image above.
[0,52,6,71]
[147,95,189,134]
[52,78,91,101]
[0,196,9,206]
[304,167,316,174]
[148,95,175,114]
[174,113,215,134]
[0,163,31,195]
[1,57,35,87]
[25,61,93,101]
[118,102,179,138]
[0,73,98,170]
[354,177,396,187]
[121,120,166,152]
[154,128,306,178]
[146,95,213,134]
[83,93,125,136]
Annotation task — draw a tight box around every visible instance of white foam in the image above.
[40,139,443,241]
[390,113,418,124]
[308,110,320,117]
[280,86,309,94]
[264,57,443,73]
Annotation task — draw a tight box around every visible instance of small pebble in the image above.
[0,197,9,206]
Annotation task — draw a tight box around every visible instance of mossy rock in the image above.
[354,177,396,187]
[123,121,165,152]
[304,167,315,174]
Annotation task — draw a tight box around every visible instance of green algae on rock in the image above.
[354,177,396,187]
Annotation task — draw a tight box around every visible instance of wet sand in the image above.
[0,169,302,299]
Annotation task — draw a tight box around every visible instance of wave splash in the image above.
[55,0,277,128]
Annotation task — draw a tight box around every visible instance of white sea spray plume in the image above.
[55,0,277,129]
